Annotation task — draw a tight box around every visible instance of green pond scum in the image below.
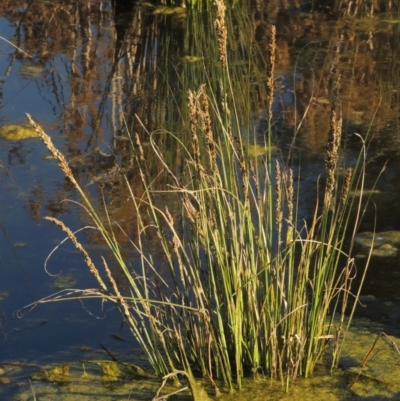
[52,274,77,290]
[4,319,400,400]
[17,64,45,78]
[0,124,39,141]
[245,142,278,157]
[355,231,400,257]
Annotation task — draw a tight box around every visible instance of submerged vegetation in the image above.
[21,2,380,399]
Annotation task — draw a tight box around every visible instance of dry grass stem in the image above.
[275,159,283,241]
[102,256,138,333]
[338,167,353,214]
[0,35,33,58]
[214,0,227,66]
[44,216,107,291]
[266,26,276,122]
[285,168,294,245]
[325,78,342,210]
[26,114,76,186]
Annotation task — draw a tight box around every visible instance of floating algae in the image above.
[88,360,157,381]
[18,64,44,77]
[140,2,186,16]
[153,5,186,15]
[52,273,77,289]
[0,124,39,141]
[31,360,156,383]
[181,55,203,63]
[31,364,72,382]
[355,230,400,257]
[246,143,277,157]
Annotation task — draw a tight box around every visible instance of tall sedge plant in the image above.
[25,6,374,400]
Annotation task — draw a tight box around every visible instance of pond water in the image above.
[1,0,400,399]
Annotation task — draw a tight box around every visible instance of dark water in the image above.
[1,0,400,399]
[0,2,129,362]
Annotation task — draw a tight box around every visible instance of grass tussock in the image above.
[25,13,373,400]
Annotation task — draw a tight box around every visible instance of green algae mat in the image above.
[2,316,400,401]
[0,124,39,141]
